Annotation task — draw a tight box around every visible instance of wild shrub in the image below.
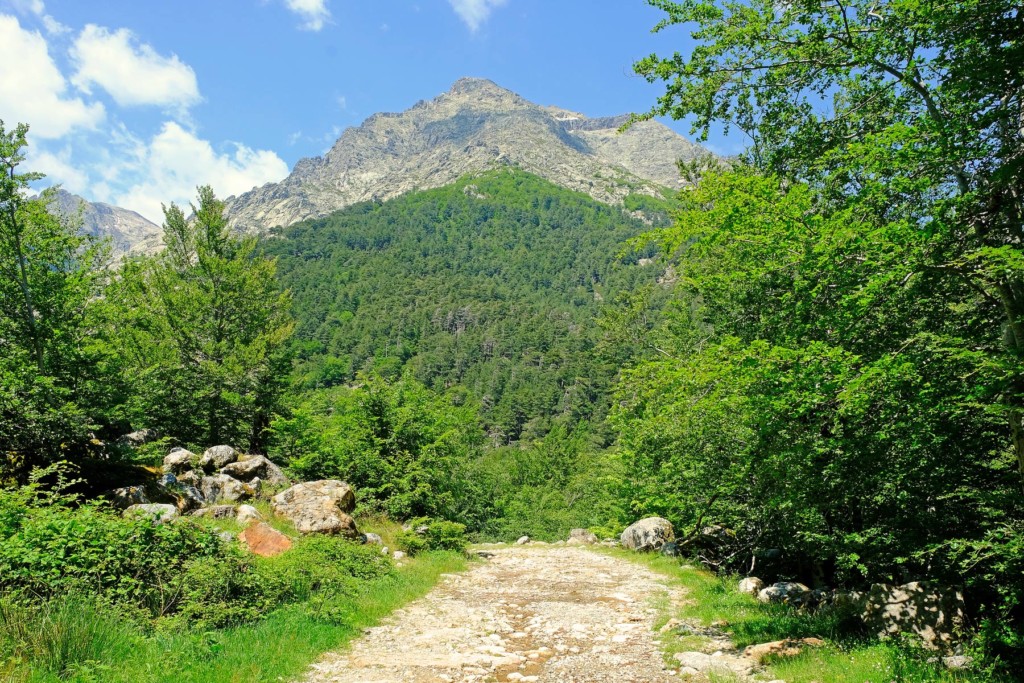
[396,518,467,556]
[0,471,222,618]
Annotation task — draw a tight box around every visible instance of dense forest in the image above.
[1,0,1022,680]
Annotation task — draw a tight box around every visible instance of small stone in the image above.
[738,577,764,595]
[236,504,262,525]
[942,655,973,670]
[393,550,406,560]
[516,535,530,545]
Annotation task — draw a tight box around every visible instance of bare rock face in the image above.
[620,517,674,552]
[863,581,966,651]
[199,445,238,471]
[220,454,288,486]
[47,189,162,256]
[238,522,292,557]
[225,78,712,233]
[271,480,359,536]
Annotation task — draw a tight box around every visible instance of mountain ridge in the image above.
[224,78,708,232]
[47,189,163,257]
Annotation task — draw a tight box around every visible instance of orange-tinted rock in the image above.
[742,637,826,663]
[238,522,292,557]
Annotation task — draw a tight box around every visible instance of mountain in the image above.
[226,78,707,232]
[264,169,673,444]
[47,189,162,256]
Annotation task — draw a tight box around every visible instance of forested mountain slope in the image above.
[265,169,671,443]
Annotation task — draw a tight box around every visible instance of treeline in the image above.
[0,121,293,480]
[615,0,1024,672]
[263,170,671,445]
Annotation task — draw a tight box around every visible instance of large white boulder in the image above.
[620,517,674,551]
[271,480,359,536]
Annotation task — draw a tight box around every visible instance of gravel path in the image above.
[301,545,683,683]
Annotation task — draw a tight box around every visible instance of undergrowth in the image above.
[602,549,999,683]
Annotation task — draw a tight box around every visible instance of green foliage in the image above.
[273,374,490,525]
[0,121,119,478]
[472,423,625,541]
[0,592,138,681]
[0,467,223,618]
[395,517,467,556]
[629,0,1024,669]
[104,186,294,451]
[264,169,666,444]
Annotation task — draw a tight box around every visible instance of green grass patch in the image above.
[4,550,468,683]
[598,549,991,683]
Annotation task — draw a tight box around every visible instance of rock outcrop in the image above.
[271,480,359,536]
[620,517,674,552]
[225,78,711,233]
[862,581,966,651]
[46,189,162,256]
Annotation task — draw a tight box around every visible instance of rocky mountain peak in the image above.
[224,78,713,232]
[47,189,162,257]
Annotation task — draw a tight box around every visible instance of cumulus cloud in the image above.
[70,24,200,108]
[113,122,288,223]
[0,15,104,138]
[27,146,89,193]
[7,0,68,34]
[283,0,331,31]
[448,0,507,31]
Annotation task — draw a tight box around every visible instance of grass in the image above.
[599,549,992,683]
[3,523,469,683]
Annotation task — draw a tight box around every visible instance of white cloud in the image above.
[70,24,200,109]
[8,1,71,35]
[0,15,104,138]
[113,121,288,223]
[28,146,88,193]
[448,0,507,31]
[283,0,331,31]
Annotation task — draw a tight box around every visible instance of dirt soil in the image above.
[301,544,684,683]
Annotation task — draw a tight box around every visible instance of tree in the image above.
[0,121,113,476]
[107,186,294,451]
[635,0,1024,481]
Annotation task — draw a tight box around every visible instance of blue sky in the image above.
[0,0,743,223]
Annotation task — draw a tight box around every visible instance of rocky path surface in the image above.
[302,545,684,683]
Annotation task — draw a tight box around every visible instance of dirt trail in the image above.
[302,545,683,683]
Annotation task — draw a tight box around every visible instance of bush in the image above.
[396,518,467,556]
[0,473,223,618]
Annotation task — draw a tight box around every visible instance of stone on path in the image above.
[301,546,683,683]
